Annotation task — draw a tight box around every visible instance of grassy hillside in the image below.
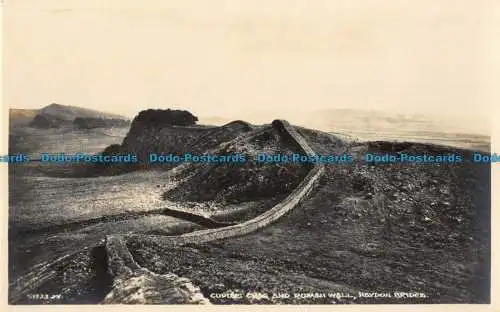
[128,132,490,304]
[37,103,126,121]
[163,126,313,206]
[10,103,129,130]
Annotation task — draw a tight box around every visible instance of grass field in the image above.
[9,125,129,156]
[8,126,205,287]
[10,169,175,230]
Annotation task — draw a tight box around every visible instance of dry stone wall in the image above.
[115,119,325,246]
[10,119,325,304]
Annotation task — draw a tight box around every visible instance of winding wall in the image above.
[110,119,325,247]
[10,119,325,303]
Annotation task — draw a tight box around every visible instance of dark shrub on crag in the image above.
[130,109,199,130]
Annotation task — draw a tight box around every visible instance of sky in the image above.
[3,0,498,121]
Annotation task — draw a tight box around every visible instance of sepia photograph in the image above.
[3,0,497,306]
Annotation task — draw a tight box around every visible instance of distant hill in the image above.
[9,109,40,127]
[23,103,128,128]
[287,108,490,137]
[38,103,126,121]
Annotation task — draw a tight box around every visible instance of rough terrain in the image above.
[8,109,491,305]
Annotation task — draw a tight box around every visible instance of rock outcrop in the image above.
[116,110,253,164]
[103,236,210,304]
[129,109,199,129]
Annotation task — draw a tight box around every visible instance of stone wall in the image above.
[118,119,324,246]
[9,119,325,304]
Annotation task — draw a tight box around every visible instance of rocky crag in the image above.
[87,109,254,176]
